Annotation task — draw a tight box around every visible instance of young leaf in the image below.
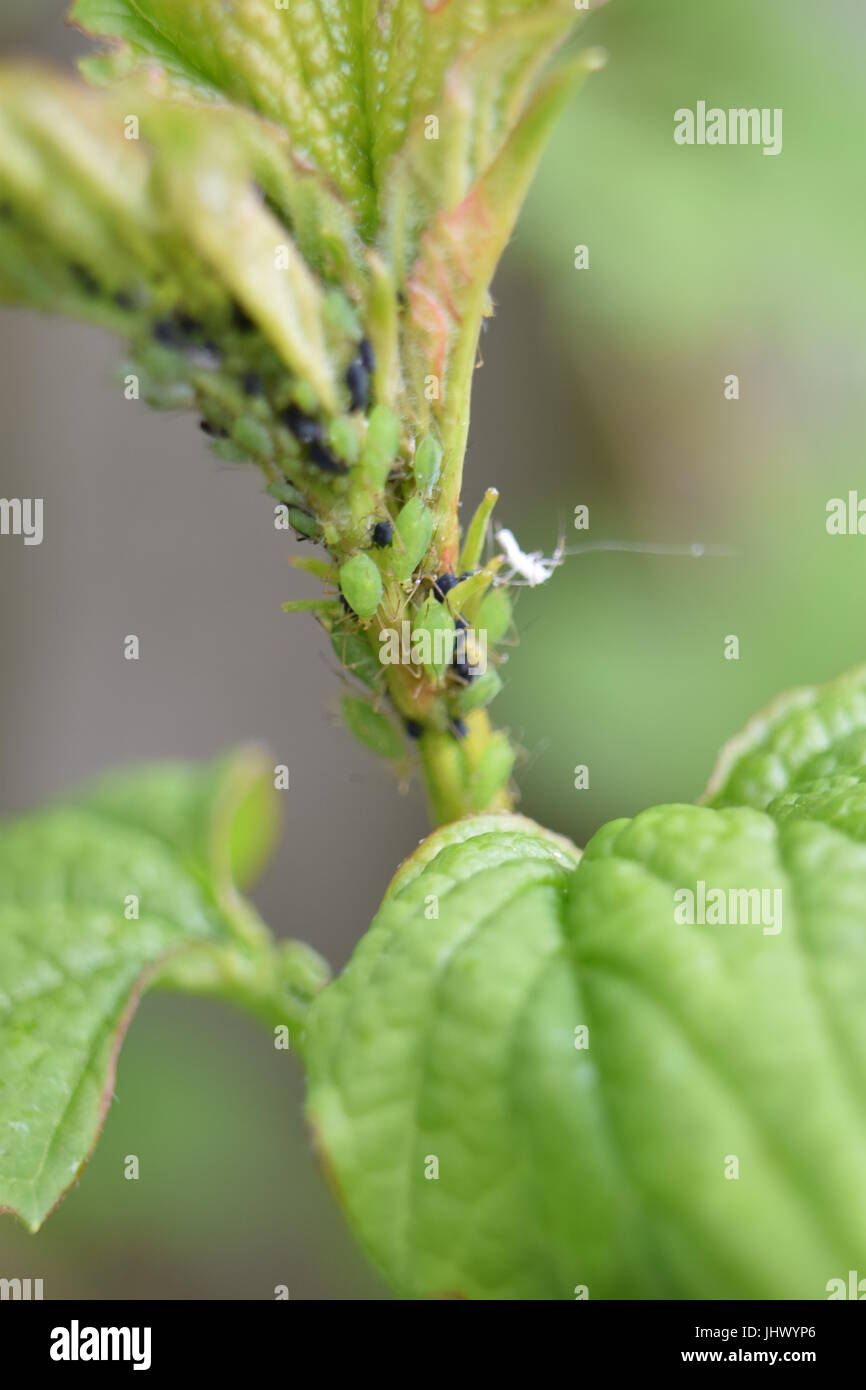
[306,667,866,1298]
[386,14,602,551]
[71,0,382,233]
[69,0,590,238]
[0,749,328,1233]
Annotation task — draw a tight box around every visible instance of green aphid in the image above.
[232,415,273,461]
[339,551,382,621]
[292,379,319,416]
[390,496,434,581]
[288,507,321,540]
[413,435,442,496]
[136,341,183,382]
[327,415,360,466]
[322,286,360,340]
[476,588,512,647]
[144,380,196,410]
[210,438,249,463]
[412,597,455,683]
[468,733,515,811]
[342,695,404,761]
[360,404,400,489]
[267,478,307,508]
[451,668,503,715]
[330,628,381,689]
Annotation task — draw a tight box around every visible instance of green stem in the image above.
[153,936,331,1055]
[419,711,515,826]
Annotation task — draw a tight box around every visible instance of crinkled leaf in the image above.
[394,41,599,542]
[0,67,159,319]
[704,665,866,819]
[0,69,351,405]
[306,669,866,1298]
[69,0,587,237]
[149,104,342,408]
[0,749,327,1233]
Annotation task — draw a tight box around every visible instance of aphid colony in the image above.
[151,304,370,473]
[327,483,514,748]
[40,223,374,547]
[52,239,515,756]
[121,292,386,546]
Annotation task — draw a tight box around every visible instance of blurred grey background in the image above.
[1,0,865,1297]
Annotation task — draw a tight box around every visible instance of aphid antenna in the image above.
[519,733,552,777]
[390,577,422,623]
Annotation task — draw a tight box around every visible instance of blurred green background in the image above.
[1,0,864,1297]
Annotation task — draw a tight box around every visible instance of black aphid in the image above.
[281,404,321,445]
[345,358,369,413]
[70,263,100,296]
[358,338,375,375]
[451,718,469,739]
[177,312,202,336]
[231,301,255,332]
[113,289,136,311]
[242,371,264,397]
[199,419,228,438]
[152,318,184,347]
[309,438,348,475]
[405,718,424,739]
[433,572,458,601]
[372,520,393,547]
[453,657,476,685]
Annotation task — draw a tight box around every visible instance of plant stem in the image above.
[153,936,331,1055]
[419,711,515,825]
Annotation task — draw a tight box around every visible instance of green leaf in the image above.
[69,0,587,239]
[0,67,355,398]
[703,665,866,823]
[342,695,404,762]
[306,669,866,1298]
[0,749,328,1232]
[0,66,160,317]
[387,16,602,548]
[71,0,381,233]
[76,744,280,896]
